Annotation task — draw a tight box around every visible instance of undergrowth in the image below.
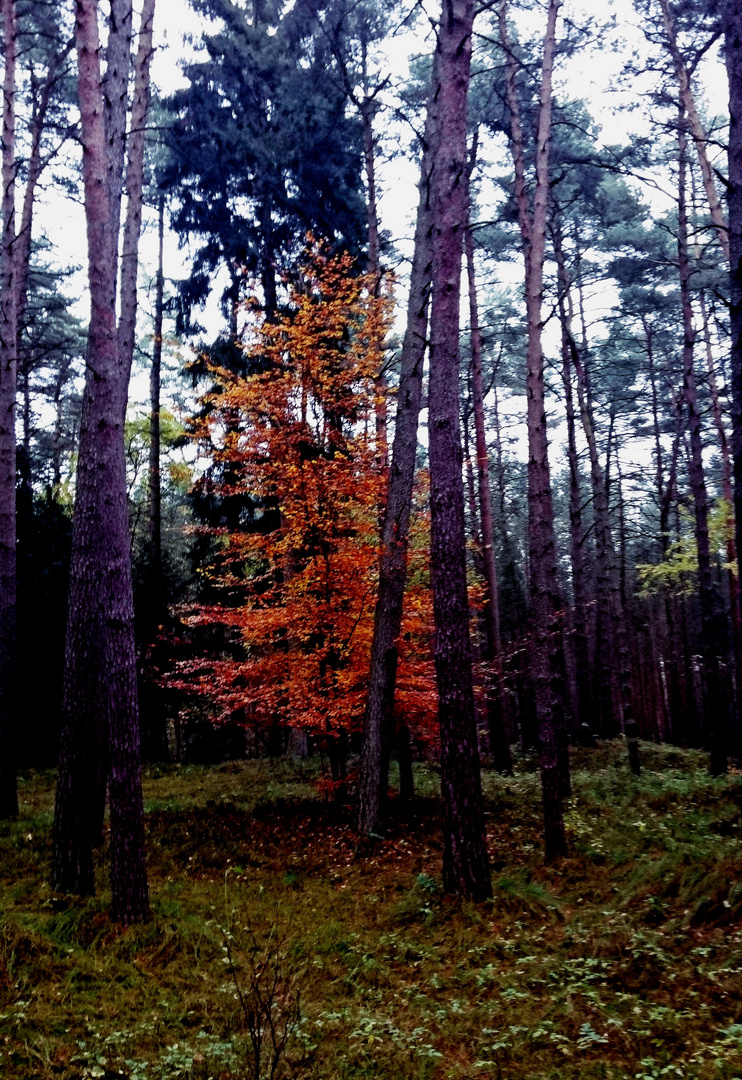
[0,743,741,1079]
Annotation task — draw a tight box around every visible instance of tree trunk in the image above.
[102,0,133,287]
[52,0,149,924]
[427,0,491,899]
[0,0,18,819]
[659,0,729,263]
[726,4,742,754]
[357,62,438,837]
[500,0,568,856]
[554,225,591,734]
[149,192,164,584]
[117,0,156,386]
[465,163,511,775]
[677,112,728,775]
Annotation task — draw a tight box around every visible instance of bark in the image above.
[52,0,149,924]
[361,101,388,468]
[0,0,18,819]
[726,4,742,736]
[677,113,728,775]
[500,0,568,856]
[465,159,511,774]
[102,0,133,287]
[357,62,437,837]
[554,225,590,732]
[149,192,164,583]
[659,0,729,262]
[117,0,156,388]
[428,0,491,899]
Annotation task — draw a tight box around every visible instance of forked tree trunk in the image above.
[52,0,149,924]
[0,0,18,819]
[357,63,438,837]
[465,166,511,774]
[500,0,568,856]
[427,0,491,899]
[677,114,728,775]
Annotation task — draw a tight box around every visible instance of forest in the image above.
[0,0,741,1076]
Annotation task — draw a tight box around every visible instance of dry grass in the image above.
[1,743,741,1079]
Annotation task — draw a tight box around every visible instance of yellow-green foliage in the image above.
[636,499,737,597]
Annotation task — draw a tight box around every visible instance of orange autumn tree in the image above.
[177,247,436,778]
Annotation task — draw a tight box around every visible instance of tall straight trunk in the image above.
[149,192,164,583]
[0,0,18,819]
[500,0,567,856]
[357,64,438,837]
[727,4,742,736]
[427,0,491,899]
[465,182,511,775]
[52,0,149,924]
[117,0,156,386]
[659,0,729,263]
[102,0,132,287]
[554,225,590,732]
[570,331,616,733]
[677,114,728,775]
[613,437,640,774]
[360,102,387,468]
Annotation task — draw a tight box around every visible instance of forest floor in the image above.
[0,742,741,1080]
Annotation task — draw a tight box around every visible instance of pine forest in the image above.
[1,0,742,1076]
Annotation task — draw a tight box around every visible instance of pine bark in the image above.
[677,114,728,775]
[357,64,437,837]
[659,0,729,263]
[727,2,742,745]
[554,226,590,733]
[465,171,511,774]
[149,192,164,583]
[500,0,567,855]
[0,0,18,819]
[52,0,149,923]
[427,0,491,899]
[118,0,156,386]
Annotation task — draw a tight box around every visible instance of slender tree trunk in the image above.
[500,0,567,855]
[726,7,742,743]
[678,113,728,775]
[149,192,164,584]
[0,0,18,819]
[117,0,156,386]
[554,226,590,733]
[52,0,149,923]
[357,63,437,837]
[465,141,511,773]
[360,101,388,470]
[102,0,132,287]
[428,0,491,899]
[659,0,729,262]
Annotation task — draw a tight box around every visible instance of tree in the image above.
[427,0,491,900]
[0,0,18,819]
[52,0,150,924]
[174,250,439,770]
[498,0,568,856]
[358,56,438,836]
[164,0,366,328]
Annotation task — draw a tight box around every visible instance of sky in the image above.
[33,0,732,496]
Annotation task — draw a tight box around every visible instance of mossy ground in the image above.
[1,742,741,1079]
